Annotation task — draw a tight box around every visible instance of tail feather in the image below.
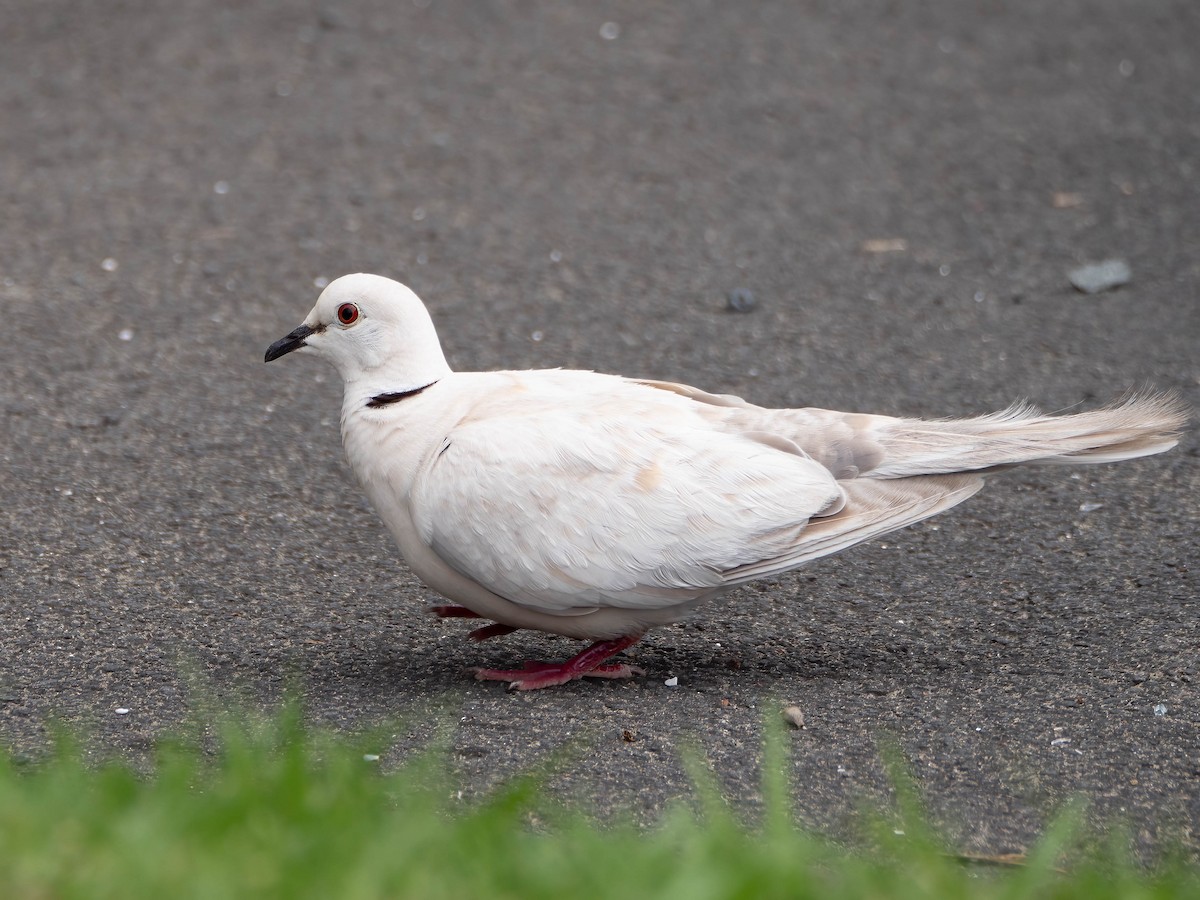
[868,392,1189,478]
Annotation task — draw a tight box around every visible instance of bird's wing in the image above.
[720,474,984,582]
[409,400,846,613]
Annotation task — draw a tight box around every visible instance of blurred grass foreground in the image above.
[0,702,1196,900]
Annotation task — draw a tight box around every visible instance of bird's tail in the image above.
[867,392,1189,479]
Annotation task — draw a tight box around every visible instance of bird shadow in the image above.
[300,626,950,699]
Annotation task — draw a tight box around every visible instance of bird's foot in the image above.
[473,635,645,690]
[473,661,646,690]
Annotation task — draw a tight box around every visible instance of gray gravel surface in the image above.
[2,0,1197,857]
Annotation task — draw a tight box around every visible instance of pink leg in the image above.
[469,623,519,642]
[430,605,481,619]
[430,605,520,642]
[474,634,646,691]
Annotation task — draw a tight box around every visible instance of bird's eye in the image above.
[336,303,360,326]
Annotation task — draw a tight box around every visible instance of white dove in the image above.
[265,273,1187,690]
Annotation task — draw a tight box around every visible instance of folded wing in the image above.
[409,385,984,613]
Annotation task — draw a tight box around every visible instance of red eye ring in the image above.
[336,302,360,325]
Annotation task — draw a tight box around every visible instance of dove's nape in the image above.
[265,273,1188,691]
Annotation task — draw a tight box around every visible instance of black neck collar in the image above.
[366,381,438,408]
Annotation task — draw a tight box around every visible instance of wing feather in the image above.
[409,400,844,613]
[721,474,983,581]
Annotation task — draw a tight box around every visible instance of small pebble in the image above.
[725,288,756,313]
[664,676,679,687]
[782,705,805,729]
[1079,502,1105,513]
[1052,192,1083,209]
[1069,259,1131,294]
[318,6,349,30]
[1153,703,1167,717]
[362,753,380,762]
[861,238,907,253]
[114,708,130,715]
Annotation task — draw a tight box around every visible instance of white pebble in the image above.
[664,676,678,687]
[1069,259,1131,294]
[115,708,131,715]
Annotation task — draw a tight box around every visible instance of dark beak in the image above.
[265,324,317,362]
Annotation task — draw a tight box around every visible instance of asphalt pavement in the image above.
[1,0,1197,858]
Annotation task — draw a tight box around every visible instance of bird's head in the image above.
[264,273,451,388]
